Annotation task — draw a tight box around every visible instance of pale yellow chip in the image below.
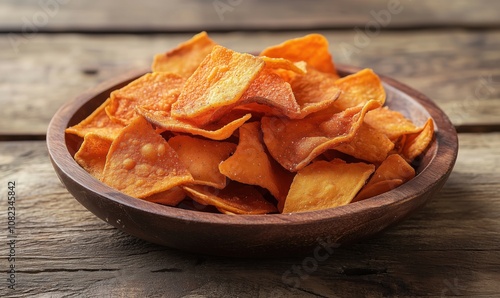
[102,116,193,198]
[282,159,375,213]
[219,122,294,202]
[171,45,265,126]
[168,135,236,189]
[152,31,217,77]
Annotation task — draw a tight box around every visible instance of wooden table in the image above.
[1,1,499,297]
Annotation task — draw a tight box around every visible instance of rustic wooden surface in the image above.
[0,1,499,297]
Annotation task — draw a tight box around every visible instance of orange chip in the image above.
[282,159,375,213]
[171,45,265,126]
[289,66,341,117]
[335,122,395,164]
[183,183,278,215]
[401,118,434,162]
[364,107,421,140]
[168,135,236,189]
[105,72,184,125]
[152,31,217,77]
[237,68,301,118]
[219,122,294,202]
[332,68,386,111]
[138,107,251,140]
[353,154,415,201]
[74,133,112,180]
[262,100,381,172]
[260,33,337,75]
[143,186,186,206]
[65,98,124,140]
[261,56,306,75]
[354,179,404,203]
[102,116,193,198]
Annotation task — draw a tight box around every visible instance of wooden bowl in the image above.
[47,65,458,258]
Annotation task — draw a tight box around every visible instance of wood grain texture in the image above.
[0,133,498,297]
[1,30,500,135]
[0,0,499,32]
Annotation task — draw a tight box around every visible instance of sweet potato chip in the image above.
[219,122,294,201]
[353,154,415,201]
[65,98,124,140]
[152,31,216,77]
[261,56,306,75]
[260,33,337,75]
[143,186,186,206]
[335,122,394,164]
[237,68,301,118]
[168,135,236,189]
[105,72,184,125]
[401,118,434,162]
[102,116,193,198]
[183,183,278,215]
[171,45,265,126]
[289,66,341,117]
[138,107,251,140]
[262,100,381,172]
[354,179,404,203]
[282,159,375,213]
[364,107,421,140]
[74,133,112,180]
[332,68,386,111]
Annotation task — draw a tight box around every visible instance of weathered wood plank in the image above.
[0,0,499,32]
[1,30,499,135]
[0,132,499,297]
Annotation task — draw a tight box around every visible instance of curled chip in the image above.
[290,66,341,117]
[68,32,434,215]
[354,154,415,202]
[401,118,434,162]
[168,135,236,189]
[283,159,375,213]
[219,122,294,203]
[183,183,278,215]
[102,116,193,198]
[262,100,381,172]
[138,107,251,141]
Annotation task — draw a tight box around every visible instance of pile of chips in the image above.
[66,32,434,214]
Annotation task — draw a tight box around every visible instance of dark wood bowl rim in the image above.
[47,64,459,227]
